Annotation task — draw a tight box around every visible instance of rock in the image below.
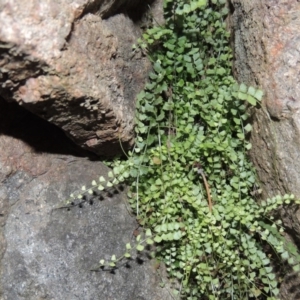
[229,0,300,298]
[0,97,173,300]
[0,0,159,157]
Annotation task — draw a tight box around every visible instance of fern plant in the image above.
[59,0,300,299]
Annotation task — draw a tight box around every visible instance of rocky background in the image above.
[0,97,173,300]
[0,0,163,157]
[229,0,300,298]
[0,0,173,299]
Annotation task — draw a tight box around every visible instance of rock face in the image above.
[0,97,173,300]
[230,0,300,298]
[0,0,157,157]
[0,1,171,298]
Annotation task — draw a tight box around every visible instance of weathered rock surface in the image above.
[0,0,157,157]
[0,97,172,300]
[230,0,300,298]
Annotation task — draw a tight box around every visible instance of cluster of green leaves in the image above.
[63,0,300,299]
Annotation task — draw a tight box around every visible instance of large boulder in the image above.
[0,0,158,157]
[230,0,300,298]
[0,96,172,300]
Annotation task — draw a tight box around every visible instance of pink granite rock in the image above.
[230,1,300,298]
[0,0,155,156]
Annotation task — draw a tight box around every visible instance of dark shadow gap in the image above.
[0,96,98,159]
[78,0,155,23]
[118,0,156,23]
